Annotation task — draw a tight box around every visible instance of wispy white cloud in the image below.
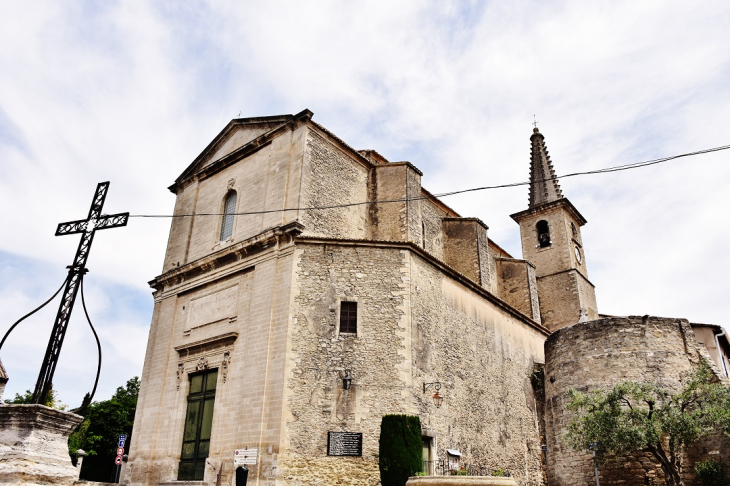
[1,0,728,402]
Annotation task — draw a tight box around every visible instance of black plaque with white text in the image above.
[327,431,363,456]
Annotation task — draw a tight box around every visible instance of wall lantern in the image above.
[423,382,443,408]
[342,370,353,390]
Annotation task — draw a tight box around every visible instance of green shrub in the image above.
[695,460,728,486]
[378,415,423,486]
[492,468,507,477]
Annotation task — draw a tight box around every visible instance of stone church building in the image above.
[126,110,729,486]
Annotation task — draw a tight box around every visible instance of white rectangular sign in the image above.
[234,449,258,465]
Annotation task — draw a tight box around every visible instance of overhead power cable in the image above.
[128,144,730,219]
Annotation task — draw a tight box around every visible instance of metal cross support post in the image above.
[31,182,128,405]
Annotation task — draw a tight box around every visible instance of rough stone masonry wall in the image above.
[409,255,547,486]
[301,130,369,240]
[544,316,722,486]
[281,243,412,486]
[421,198,447,261]
[407,166,423,246]
[496,259,539,323]
[371,164,411,243]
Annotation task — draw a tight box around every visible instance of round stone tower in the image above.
[544,316,709,486]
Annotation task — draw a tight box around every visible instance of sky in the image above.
[1,0,729,406]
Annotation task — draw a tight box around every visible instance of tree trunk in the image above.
[646,445,685,486]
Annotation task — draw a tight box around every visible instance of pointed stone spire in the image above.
[528,127,563,208]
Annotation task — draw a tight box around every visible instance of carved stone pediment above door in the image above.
[174,332,238,390]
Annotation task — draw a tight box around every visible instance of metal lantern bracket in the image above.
[423,381,444,408]
[423,382,441,393]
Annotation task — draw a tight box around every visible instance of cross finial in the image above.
[31,182,128,405]
[533,115,538,129]
[238,111,243,117]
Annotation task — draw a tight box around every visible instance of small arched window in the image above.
[571,222,578,239]
[219,191,237,241]
[536,220,551,248]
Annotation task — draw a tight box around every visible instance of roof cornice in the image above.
[170,109,314,193]
[295,236,549,336]
[510,197,587,226]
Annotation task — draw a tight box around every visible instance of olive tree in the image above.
[565,364,730,486]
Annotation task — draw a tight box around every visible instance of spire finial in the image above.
[533,115,538,129]
[528,126,563,208]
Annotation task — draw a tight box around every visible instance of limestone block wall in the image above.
[127,245,296,486]
[300,130,370,240]
[409,254,547,486]
[544,316,725,486]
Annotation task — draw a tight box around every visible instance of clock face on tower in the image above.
[574,245,582,264]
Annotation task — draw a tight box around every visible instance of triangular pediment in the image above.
[174,112,312,188]
[205,124,276,167]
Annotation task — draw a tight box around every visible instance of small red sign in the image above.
[117,447,124,456]
[115,456,122,465]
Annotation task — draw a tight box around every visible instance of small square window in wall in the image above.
[340,301,357,334]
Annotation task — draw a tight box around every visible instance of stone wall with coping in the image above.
[409,254,547,486]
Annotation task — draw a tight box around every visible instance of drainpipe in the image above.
[714,329,728,378]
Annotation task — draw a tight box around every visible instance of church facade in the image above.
[125,110,729,486]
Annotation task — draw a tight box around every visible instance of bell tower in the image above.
[510,127,598,331]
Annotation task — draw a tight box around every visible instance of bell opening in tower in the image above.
[536,220,551,248]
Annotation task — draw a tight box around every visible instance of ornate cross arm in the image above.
[56,212,129,235]
[56,219,90,235]
[94,213,129,231]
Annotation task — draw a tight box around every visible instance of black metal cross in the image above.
[32,182,128,404]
